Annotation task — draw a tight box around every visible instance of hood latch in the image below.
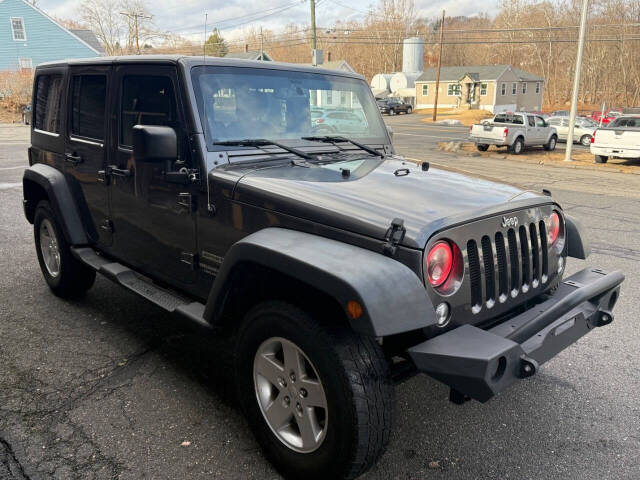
[382,218,406,256]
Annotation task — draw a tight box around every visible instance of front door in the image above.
[108,64,198,286]
[65,66,112,246]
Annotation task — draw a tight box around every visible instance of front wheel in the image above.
[235,301,393,480]
[406,107,412,114]
[580,135,591,146]
[389,108,395,115]
[34,200,96,298]
[544,135,557,151]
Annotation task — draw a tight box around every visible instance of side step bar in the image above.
[71,247,212,331]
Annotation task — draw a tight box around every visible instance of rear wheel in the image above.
[476,144,489,152]
[34,200,96,298]
[580,134,591,146]
[544,135,557,151]
[389,108,395,115]
[510,137,524,155]
[235,301,393,480]
[595,155,608,164]
[406,106,412,114]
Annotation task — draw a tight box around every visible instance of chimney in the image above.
[244,44,249,53]
[327,51,332,62]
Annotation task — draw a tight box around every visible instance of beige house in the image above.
[415,65,544,113]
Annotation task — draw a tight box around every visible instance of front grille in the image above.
[467,221,549,312]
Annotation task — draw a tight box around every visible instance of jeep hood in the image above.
[228,156,551,249]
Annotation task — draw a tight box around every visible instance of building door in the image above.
[107,64,198,286]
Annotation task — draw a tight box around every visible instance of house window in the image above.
[326,90,332,103]
[480,83,487,96]
[422,84,429,96]
[535,82,541,94]
[71,75,107,141]
[447,83,461,96]
[512,83,517,95]
[11,17,26,41]
[501,83,506,96]
[340,91,348,105]
[522,82,527,94]
[18,58,33,71]
[34,74,64,134]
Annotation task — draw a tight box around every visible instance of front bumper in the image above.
[408,268,624,402]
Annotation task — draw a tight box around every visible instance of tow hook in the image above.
[594,310,614,327]
[519,356,538,378]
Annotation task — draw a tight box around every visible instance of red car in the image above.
[591,109,623,125]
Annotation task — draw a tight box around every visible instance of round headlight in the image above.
[426,241,453,288]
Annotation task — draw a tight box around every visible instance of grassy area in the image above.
[413,108,493,126]
[452,142,640,174]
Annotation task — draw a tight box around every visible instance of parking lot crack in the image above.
[0,436,30,480]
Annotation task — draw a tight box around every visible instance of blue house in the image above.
[0,0,103,71]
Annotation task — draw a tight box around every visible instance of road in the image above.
[384,113,591,152]
[1,125,639,479]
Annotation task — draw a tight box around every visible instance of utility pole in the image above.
[120,11,151,55]
[432,10,445,122]
[310,0,319,65]
[564,0,589,162]
[260,26,264,61]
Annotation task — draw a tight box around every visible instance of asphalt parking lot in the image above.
[1,123,639,479]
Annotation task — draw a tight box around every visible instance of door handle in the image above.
[107,165,131,177]
[65,153,82,165]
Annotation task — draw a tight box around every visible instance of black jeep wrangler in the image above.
[23,56,623,480]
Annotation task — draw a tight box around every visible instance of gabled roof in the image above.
[70,29,105,55]
[224,51,273,61]
[416,65,544,83]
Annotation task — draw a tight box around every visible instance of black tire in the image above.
[389,108,395,115]
[477,144,489,152]
[235,301,393,480]
[580,135,591,146]
[509,137,524,155]
[406,107,412,114]
[543,135,557,151]
[34,200,96,298]
[595,155,608,164]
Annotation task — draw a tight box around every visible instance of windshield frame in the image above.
[188,64,391,153]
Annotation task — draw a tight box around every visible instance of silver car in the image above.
[547,116,596,146]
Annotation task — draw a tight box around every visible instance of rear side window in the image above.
[70,75,107,141]
[120,75,177,147]
[34,74,63,134]
[527,116,535,127]
[494,114,523,125]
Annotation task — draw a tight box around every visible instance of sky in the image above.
[39,0,497,43]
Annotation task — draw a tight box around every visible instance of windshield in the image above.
[191,66,387,147]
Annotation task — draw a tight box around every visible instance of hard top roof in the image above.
[36,55,365,80]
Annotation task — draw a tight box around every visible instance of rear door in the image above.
[108,63,198,286]
[65,65,112,246]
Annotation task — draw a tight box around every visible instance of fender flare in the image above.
[23,163,88,245]
[203,228,437,336]
[565,214,590,259]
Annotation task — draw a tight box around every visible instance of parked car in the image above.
[312,109,369,134]
[590,115,640,163]
[591,109,623,126]
[376,98,412,115]
[551,110,570,117]
[470,112,558,154]
[22,104,32,125]
[22,56,623,480]
[547,116,595,146]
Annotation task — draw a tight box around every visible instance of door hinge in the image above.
[177,193,196,212]
[382,218,405,256]
[180,252,198,270]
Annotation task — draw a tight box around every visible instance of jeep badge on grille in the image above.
[501,216,519,228]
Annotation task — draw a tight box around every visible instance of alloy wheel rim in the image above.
[39,219,61,277]
[253,337,328,453]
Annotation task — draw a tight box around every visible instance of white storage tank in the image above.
[389,72,421,92]
[371,73,394,92]
[402,37,424,73]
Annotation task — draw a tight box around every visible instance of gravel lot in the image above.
[1,123,639,479]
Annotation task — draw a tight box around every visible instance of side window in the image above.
[548,118,559,126]
[120,75,177,147]
[422,84,429,96]
[70,75,107,141]
[480,83,487,96]
[535,116,546,127]
[528,116,535,127]
[34,74,63,134]
[500,83,506,96]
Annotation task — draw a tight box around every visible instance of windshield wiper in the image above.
[301,135,384,158]
[214,139,313,160]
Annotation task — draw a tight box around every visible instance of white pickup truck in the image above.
[590,115,640,163]
[470,112,558,154]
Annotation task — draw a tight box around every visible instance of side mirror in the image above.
[386,125,394,143]
[132,125,177,162]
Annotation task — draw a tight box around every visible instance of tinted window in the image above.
[494,114,523,125]
[70,75,106,140]
[120,75,177,147]
[528,116,535,127]
[34,74,63,134]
